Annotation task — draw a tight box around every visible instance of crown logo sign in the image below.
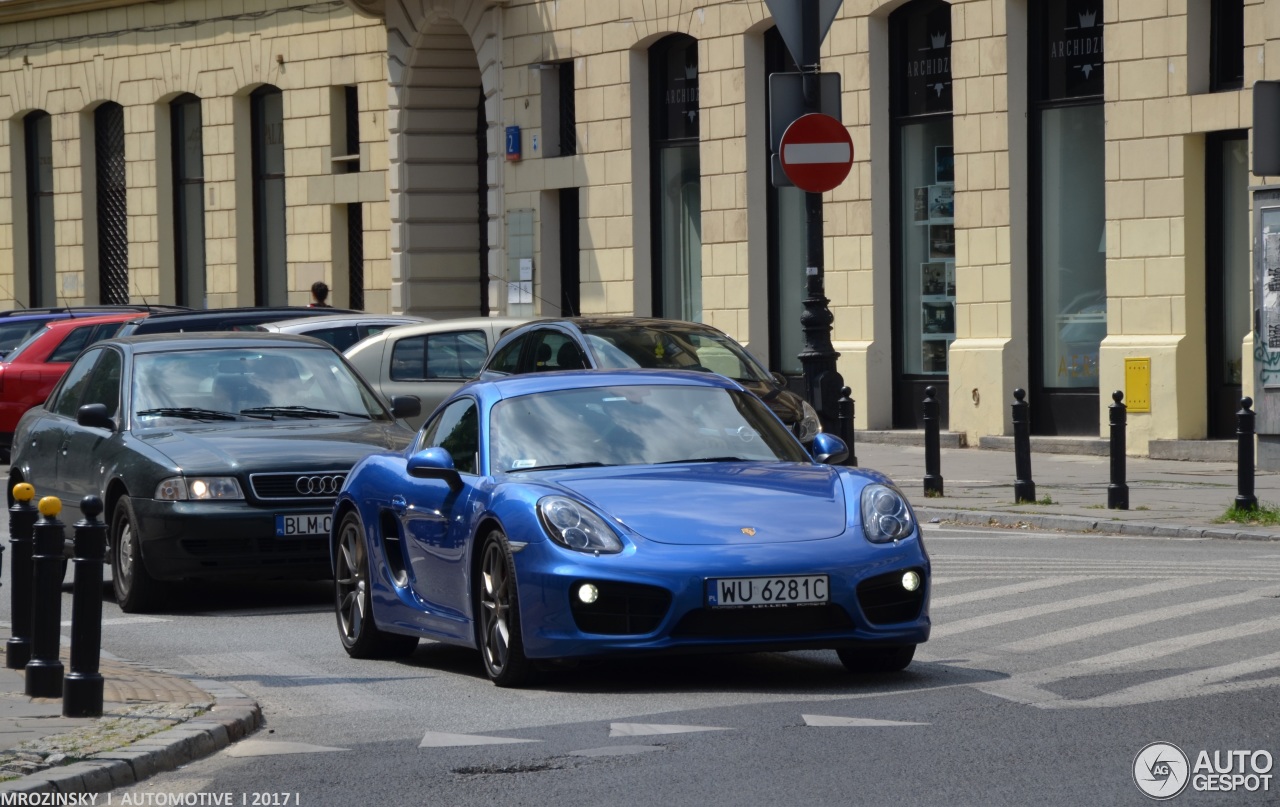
[1078,9,1097,28]
[931,31,947,49]
[684,63,697,80]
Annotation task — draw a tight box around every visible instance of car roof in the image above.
[40,312,146,331]
[344,316,530,351]
[107,331,341,354]
[261,313,430,330]
[0,304,189,319]
[124,306,361,334]
[517,317,728,334]
[468,368,743,401]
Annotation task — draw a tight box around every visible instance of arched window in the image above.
[890,0,955,428]
[23,110,54,307]
[251,85,286,306]
[649,34,702,321]
[171,94,206,308]
[95,102,128,304]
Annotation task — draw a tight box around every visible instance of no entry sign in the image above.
[779,113,854,194]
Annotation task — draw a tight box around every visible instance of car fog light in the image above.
[577,583,599,604]
[901,571,921,592]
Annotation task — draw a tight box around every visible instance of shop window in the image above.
[1030,0,1106,435]
[24,111,54,307]
[251,85,286,306]
[649,34,702,321]
[171,94,206,308]
[889,0,954,428]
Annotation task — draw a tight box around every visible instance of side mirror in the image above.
[77,403,115,432]
[406,447,463,492]
[810,432,849,465]
[770,371,789,389]
[389,395,421,420]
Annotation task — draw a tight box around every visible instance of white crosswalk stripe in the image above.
[926,564,1280,710]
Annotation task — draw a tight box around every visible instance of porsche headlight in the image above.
[155,476,244,501]
[538,496,623,554]
[861,484,915,543]
[795,400,822,443]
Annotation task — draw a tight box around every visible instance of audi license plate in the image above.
[275,513,332,537]
[707,575,829,608]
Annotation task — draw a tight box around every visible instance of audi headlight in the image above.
[537,496,623,554]
[796,400,822,443]
[155,476,244,501]
[861,484,915,543]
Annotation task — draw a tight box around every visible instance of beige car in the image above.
[343,316,528,430]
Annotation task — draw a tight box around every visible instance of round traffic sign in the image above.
[779,112,854,193]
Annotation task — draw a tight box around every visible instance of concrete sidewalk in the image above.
[852,437,1280,540]
[0,641,261,795]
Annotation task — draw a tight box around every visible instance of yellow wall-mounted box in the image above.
[1125,358,1151,412]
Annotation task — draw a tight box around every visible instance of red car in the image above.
[0,312,144,462]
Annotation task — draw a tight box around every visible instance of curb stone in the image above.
[0,678,262,795]
[917,506,1280,542]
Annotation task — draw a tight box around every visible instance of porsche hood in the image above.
[547,463,850,545]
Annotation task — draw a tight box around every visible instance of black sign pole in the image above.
[797,0,844,430]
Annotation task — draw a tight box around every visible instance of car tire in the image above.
[837,644,916,674]
[111,496,161,613]
[476,529,534,688]
[334,511,418,659]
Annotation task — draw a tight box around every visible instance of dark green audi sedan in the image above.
[9,332,419,612]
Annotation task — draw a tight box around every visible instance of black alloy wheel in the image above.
[476,529,533,687]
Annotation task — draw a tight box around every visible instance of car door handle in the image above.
[391,495,407,514]
[59,440,69,456]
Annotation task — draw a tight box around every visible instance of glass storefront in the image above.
[1038,104,1105,389]
[899,118,955,375]
[172,94,206,309]
[650,35,702,322]
[25,111,55,308]
[891,0,953,428]
[1031,0,1105,434]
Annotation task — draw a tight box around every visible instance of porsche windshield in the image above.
[579,326,772,384]
[132,347,390,424]
[490,384,810,473]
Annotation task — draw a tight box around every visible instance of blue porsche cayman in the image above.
[332,369,930,686]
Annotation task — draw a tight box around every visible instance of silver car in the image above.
[257,313,431,353]
[343,316,528,429]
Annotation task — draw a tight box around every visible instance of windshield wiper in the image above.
[506,461,611,473]
[659,456,750,464]
[239,406,367,420]
[136,407,239,422]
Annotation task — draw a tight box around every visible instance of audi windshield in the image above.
[129,346,392,426]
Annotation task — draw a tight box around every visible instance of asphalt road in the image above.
[7,513,1280,806]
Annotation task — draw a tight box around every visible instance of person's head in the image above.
[311,281,330,304]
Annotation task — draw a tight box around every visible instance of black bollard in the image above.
[1012,388,1036,503]
[923,386,943,496]
[6,482,37,669]
[64,496,106,718]
[25,496,65,698]
[1108,390,1129,510]
[1236,397,1258,511]
[837,386,857,466]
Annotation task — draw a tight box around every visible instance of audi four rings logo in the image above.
[295,475,345,495]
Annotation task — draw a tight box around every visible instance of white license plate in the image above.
[707,575,829,608]
[275,513,332,537]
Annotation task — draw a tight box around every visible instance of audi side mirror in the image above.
[77,403,116,432]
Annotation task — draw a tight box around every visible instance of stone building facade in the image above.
[2,0,1271,454]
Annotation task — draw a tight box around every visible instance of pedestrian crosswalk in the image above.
[922,550,1280,710]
